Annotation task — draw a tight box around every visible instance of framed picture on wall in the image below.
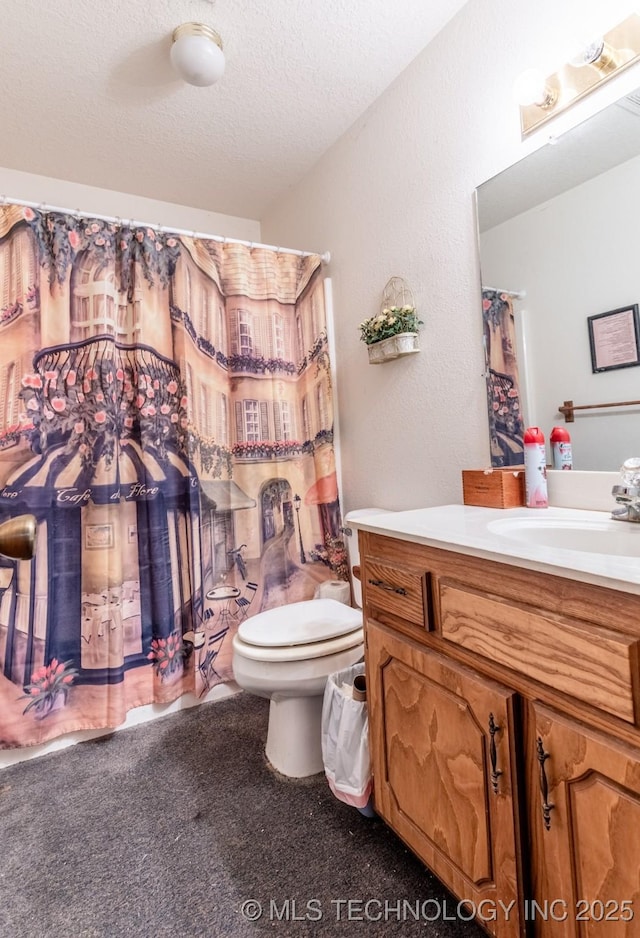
[85,523,114,550]
[588,304,640,373]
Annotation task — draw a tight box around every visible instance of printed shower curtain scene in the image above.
[0,203,346,748]
[482,289,524,467]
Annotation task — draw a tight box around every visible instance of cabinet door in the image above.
[366,621,524,937]
[528,702,640,937]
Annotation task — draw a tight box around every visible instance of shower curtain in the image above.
[482,289,524,467]
[0,203,346,748]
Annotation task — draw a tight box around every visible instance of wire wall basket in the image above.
[366,276,421,364]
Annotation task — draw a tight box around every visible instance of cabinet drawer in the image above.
[439,580,640,724]
[364,560,425,627]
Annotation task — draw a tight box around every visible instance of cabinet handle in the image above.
[536,737,555,831]
[488,713,502,794]
[368,578,407,596]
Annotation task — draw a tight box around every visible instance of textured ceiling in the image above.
[0,0,469,220]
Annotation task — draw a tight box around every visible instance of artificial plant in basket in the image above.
[359,305,423,345]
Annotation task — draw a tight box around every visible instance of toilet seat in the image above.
[232,626,363,662]
[234,598,363,663]
[237,597,362,647]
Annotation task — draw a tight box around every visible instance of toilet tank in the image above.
[343,509,395,608]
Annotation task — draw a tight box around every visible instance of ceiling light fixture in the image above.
[514,12,640,137]
[170,23,225,87]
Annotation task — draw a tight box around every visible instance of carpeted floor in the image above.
[0,693,486,937]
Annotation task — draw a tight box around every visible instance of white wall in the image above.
[261,0,640,513]
[480,154,640,471]
[0,167,261,242]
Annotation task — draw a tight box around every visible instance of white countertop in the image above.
[350,505,640,595]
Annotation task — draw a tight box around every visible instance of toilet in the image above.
[231,508,391,778]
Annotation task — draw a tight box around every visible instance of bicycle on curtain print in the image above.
[227,544,247,581]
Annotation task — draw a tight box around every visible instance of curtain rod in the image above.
[483,285,526,299]
[0,195,331,265]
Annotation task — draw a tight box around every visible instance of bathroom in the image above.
[2,0,640,935]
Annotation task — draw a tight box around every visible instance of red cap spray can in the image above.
[524,427,548,508]
[550,426,572,470]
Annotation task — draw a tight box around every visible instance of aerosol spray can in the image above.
[524,426,549,508]
[550,426,573,470]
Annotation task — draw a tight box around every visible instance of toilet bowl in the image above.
[232,599,363,777]
[231,508,393,779]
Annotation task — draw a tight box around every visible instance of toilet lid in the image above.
[237,598,363,647]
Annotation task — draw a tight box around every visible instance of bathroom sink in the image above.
[348,505,640,590]
[487,515,640,556]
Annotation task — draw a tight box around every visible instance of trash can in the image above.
[321,662,375,817]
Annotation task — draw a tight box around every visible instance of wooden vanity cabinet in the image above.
[526,702,640,938]
[360,530,640,938]
[367,621,524,937]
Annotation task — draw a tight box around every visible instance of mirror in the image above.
[476,84,640,471]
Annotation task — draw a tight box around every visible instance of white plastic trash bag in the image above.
[321,662,373,809]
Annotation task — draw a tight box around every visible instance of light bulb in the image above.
[570,36,620,72]
[512,69,557,108]
[570,38,605,66]
[170,23,225,87]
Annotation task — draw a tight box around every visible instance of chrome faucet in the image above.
[612,458,640,522]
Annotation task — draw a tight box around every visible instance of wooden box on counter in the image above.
[462,466,525,508]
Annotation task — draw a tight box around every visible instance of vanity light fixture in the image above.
[515,12,640,137]
[170,23,226,87]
